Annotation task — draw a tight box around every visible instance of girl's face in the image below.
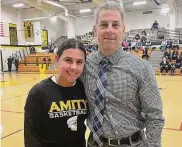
[56,48,85,87]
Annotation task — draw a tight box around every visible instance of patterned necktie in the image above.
[93,57,109,147]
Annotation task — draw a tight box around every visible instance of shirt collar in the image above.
[96,47,124,65]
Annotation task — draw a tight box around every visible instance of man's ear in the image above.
[122,24,125,33]
[93,25,97,37]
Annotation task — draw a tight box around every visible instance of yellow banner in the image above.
[42,29,48,48]
[24,21,34,39]
[9,23,16,28]
[9,23,18,45]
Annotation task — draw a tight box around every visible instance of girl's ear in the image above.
[55,55,59,61]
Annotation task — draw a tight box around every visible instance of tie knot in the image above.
[100,57,109,67]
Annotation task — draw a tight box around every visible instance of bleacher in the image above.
[16,28,182,75]
[155,48,182,75]
[18,53,55,72]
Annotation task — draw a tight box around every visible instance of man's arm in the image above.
[139,63,165,147]
[24,93,42,147]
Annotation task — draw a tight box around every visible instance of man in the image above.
[151,20,159,30]
[7,56,13,72]
[82,1,165,147]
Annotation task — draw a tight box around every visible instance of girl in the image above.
[24,38,87,147]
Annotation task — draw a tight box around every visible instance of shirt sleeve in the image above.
[139,63,165,147]
[24,90,42,147]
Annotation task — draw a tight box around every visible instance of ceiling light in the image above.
[161,8,170,15]
[13,3,24,8]
[161,8,170,12]
[133,1,147,5]
[79,9,91,13]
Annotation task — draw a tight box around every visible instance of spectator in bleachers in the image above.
[180,63,182,75]
[30,46,36,54]
[167,39,173,49]
[135,33,140,40]
[145,39,151,47]
[142,47,149,60]
[179,52,182,59]
[170,62,176,76]
[176,55,182,68]
[151,20,159,31]
[172,48,179,60]
[160,39,167,51]
[173,40,179,49]
[136,40,142,49]
[163,48,171,61]
[122,39,129,51]
[141,36,147,46]
[131,39,137,50]
[142,29,147,36]
[160,57,170,74]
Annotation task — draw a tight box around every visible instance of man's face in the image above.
[94,10,125,55]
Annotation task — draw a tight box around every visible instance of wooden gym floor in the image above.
[0,73,182,147]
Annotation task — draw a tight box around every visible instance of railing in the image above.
[158,28,182,41]
[19,55,53,66]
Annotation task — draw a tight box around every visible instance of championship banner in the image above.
[41,29,48,49]
[9,23,18,45]
[24,21,34,39]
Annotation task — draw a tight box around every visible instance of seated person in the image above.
[167,39,173,49]
[180,52,182,58]
[141,36,147,45]
[172,48,179,60]
[160,39,167,51]
[30,46,36,54]
[170,62,176,76]
[145,39,151,47]
[142,29,147,36]
[176,56,182,68]
[163,49,171,60]
[131,40,137,50]
[122,40,129,51]
[173,40,179,49]
[135,34,140,40]
[160,57,170,73]
[142,47,149,60]
[180,63,182,75]
[136,40,142,49]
